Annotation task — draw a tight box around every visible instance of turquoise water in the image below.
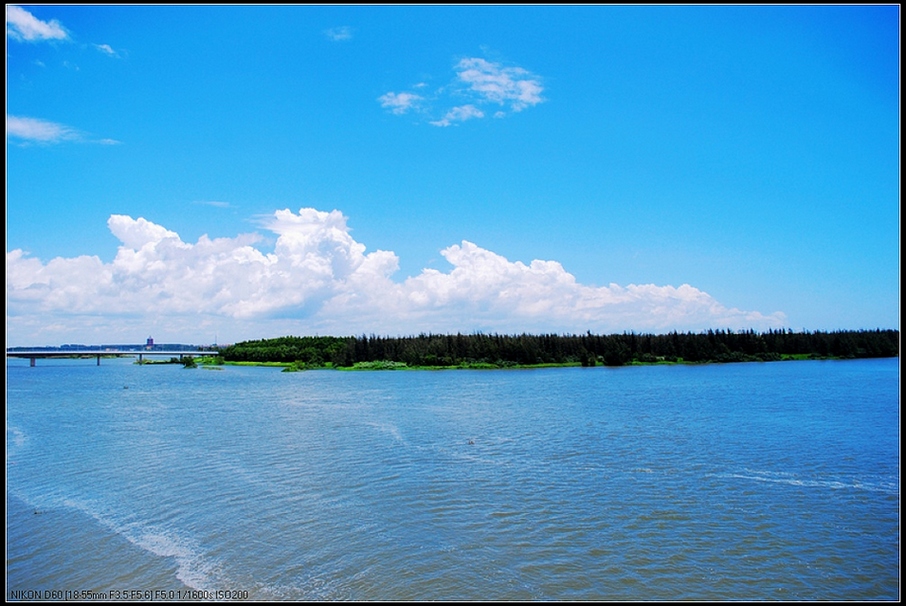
[6,357,900,600]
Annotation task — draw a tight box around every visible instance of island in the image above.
[201,329,899,371]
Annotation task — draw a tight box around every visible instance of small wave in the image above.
[742,468,796,478]
[129,528,221,591]
[7,425,27,448]
[59,497,223,592]
[714,469,898,494]
[364,421,404,443]
[251,575,349,601]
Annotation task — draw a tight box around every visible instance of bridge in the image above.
[6,349,220,366]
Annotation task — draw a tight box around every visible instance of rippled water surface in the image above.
[6,357,900,600]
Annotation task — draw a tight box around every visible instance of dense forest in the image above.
[216,329,899,368]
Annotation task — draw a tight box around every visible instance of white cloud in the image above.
[7,114,119,145]
[387,242,784,335]
[6,208,786,344]
[6,5,68,42]
[380,56,544,126]
[6,115,80,143]
[324,26,353,41]
[378,92,424,115]
[454,57,544,111]
[430,104,484,127]
[93,43,119,58]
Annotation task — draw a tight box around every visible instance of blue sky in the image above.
[6,5,900,346]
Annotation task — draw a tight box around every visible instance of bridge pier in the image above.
[97,355,101,366]
[30,357,36,367]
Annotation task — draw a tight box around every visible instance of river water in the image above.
[6,357,900,600]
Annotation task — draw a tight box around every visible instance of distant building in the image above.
[146,336,154,349]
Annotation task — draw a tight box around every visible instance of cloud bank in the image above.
[6,208,786,344]
[380,57,545,126]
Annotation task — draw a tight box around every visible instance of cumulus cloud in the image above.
[6,5,68,42]
[380,56,544,126]
[391,242,784,334]
[6,208,786,344]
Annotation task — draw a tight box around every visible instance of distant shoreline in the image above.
[186,352,896,372]
[9,329,898,370]
[211,330,899,370]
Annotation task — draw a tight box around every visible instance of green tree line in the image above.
[217,329,899,368]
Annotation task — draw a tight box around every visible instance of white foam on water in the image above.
[364,420,405,443]
[10,488,325,601]
[714,468,898,494]
[129,527,221,591]
[7,425,27,448]
[59,497,225,592]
